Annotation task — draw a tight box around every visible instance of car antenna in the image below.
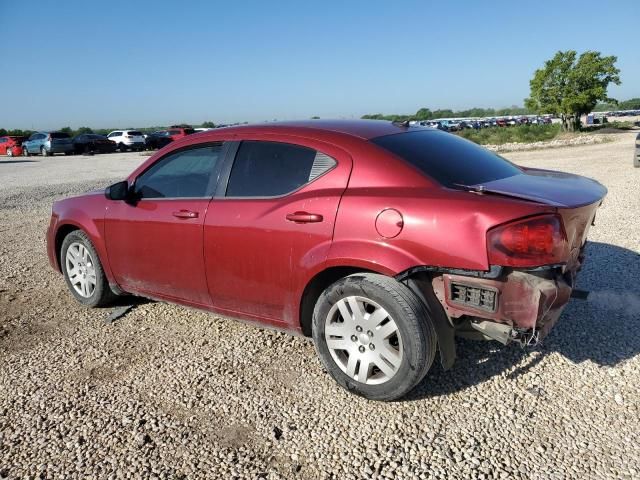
[392,119,412,128]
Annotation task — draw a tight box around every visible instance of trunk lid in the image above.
[476,168,607,208]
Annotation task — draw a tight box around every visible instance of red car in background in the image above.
[46,120,607,401]
[0,136,26,156]
[166,125,195,141]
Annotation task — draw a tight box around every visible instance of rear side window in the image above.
[371,130,522,187]
[225,141,335,197]
[136,144,222,198]
[50,132,70,139]
[168,130,180,135]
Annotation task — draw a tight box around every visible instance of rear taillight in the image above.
[47,134,52,141]
[487,214,568,267]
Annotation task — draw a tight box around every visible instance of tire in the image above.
[60,230,117,307]
[312,273,437,401]
[23,147,29,157]
[41,146,50,157]
[7,148,13,157]
[119,143,127,152]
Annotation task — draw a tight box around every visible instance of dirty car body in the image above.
[46,120,606,400]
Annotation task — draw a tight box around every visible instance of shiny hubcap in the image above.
[324,296,403,385]
[65,242,97,298]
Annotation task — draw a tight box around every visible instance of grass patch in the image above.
[582,121,637,132]
[457,124,561,145]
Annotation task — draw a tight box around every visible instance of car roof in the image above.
[205,119,421,141]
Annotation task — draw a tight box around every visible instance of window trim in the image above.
[131,141,228,201]
[216,140,338,200]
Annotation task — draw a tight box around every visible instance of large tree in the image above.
[525,50,621,132]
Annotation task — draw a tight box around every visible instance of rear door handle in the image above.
[172,210,199,219]
[286,211,323,223]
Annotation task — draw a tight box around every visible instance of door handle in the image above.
[286,211,323,223]
[172,210,199,219]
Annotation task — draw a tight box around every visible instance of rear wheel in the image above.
[23,147,29,157]
[7,148,13,157]
[312,273,437,401]
[41,146,50,157]
[60,230,117,307]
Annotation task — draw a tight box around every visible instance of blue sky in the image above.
[2,0,638,129]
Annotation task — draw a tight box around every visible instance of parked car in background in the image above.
[106,130,146,152]
[0,136,26,157]
[144,131,173,150]
[46,120,607,401]
[194,127,214,133]
[72,134,117,154]
[23,132,74,156]
[166,126,196,141]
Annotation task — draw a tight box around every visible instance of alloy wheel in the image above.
[324,296,403,385]
[65,242,97,298]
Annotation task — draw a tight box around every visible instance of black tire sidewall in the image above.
[312,274,435,401]
[60,230,112,308]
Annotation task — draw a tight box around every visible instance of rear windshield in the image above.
[50,132,71,139]
[128,131,143,136]
[183,128,195,135]
[371,130,521,187]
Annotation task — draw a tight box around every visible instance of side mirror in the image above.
[105,180,130,201]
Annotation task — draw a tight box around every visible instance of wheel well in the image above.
[54,224,80,270]
[299,266,374,337]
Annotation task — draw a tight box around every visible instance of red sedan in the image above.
[0,136,26,157]
[46,120,606,400]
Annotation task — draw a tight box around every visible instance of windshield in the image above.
[371,130,522,188]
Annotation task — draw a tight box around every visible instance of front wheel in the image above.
[23,147,29,157]
[7,148,13,157]
[312,273,437,401]
[41,146,50,157]
[60,230,117,307]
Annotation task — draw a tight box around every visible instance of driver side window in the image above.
[135,144,223,199]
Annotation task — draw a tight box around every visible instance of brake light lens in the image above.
[487,215,568,267]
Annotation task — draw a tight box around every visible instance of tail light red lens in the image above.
[487,215,568,267]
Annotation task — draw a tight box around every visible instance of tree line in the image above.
[0,121,219,139]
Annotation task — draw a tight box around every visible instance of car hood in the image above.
[474,168,607,208]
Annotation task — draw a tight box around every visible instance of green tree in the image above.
[59,126,74,135]
[77,127,94,134]
[525,50,621,131]
[618,97,640,110]
[201,121,216,128]
[414,108,432,120]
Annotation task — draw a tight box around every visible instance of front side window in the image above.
[226,141,335,197]
[135,144,222,199]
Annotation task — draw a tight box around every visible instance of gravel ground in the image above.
[1,136,639,479]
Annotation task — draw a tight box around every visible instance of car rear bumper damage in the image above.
[430,267,573,346]
[402,251,584,352]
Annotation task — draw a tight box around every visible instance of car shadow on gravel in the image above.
[408,241,640,400]
[0,160,38,164]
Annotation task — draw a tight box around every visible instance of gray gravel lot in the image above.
[1,134,639,479]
